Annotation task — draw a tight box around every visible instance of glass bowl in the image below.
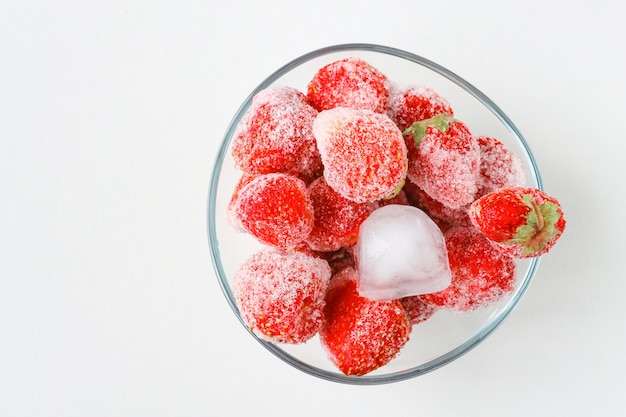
[207,43,542,385]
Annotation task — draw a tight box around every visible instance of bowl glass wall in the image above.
[208,44,542,385]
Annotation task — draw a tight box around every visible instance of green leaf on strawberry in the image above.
[403,113,458,147]
[468,187,566,258]
[507,194,563,256]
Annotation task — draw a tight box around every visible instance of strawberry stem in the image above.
[510,193,562,256]
[529,199,544,231]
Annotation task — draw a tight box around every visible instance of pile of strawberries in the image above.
[227,57,566,376]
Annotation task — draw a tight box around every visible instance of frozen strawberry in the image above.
[227,173,257,230]
[403,179,471,231]
[291,241,322,258]
[232,86,319,175]
[404,114,479,209]
[387,84,454,131]
[313,107,408,203]
[320,268,411,376]
[399,295,438,325]
[306,177,376,252]
[476,136,525,198]
[233,173,314,249]
[233,249,332,344]
[468,186,566,258]
[420,226,517,312]
[306,57,389,113]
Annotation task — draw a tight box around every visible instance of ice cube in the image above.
[354,204,451,301]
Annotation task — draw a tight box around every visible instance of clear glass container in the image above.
[207,43,542,385]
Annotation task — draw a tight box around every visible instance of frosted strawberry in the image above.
[399,295,438,325]
[320,268,411,376]
[404,114,480,209]
[227,173,257,230]
[307,57,389,113]
[306,177,376,252]
[233,173,314,249]
[232,86,318,175]
[421,226,517,312]
[403,179,471,231]
[476,136,525,198]
[468,187,566,258]
[313,107,408,203]
[233,249,332,344]
[387,84,454,131]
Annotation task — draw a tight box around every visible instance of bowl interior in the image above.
[208,44,541,384]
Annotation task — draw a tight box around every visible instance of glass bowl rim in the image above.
[207,43,542,385]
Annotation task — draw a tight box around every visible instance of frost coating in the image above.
[313,107,408,203]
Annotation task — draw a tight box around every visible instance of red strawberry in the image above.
[476,136,526,198]
[305,177,377,252]
[403,114,480,209]
[468,187,566,258]
[387,84,454,132]
[420,226,517,311]
[232,86,318,175]
[402,179,471,232]
[313,107,408,203]
[233,249,332,344]
[306,57,389,113]
[320,268,411,376]
[233,173,314,249]
[227,173,257,230]
[399,295,438,325]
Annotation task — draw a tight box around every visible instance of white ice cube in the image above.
[355,204,451,301]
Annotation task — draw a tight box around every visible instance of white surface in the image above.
[1,1,625,416]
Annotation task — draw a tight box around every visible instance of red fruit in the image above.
[403,179,471,231]
[404,114,480,209]
[313,107,408,203]
[320,268,411,376]
[306,177,376,252]
[233,173,314,249]
[387,84,454,131]
[233,249,332,344]
[306,57,389,113]
[227,173,257,230]
[476,136,525,198]
[468,186,566,258]
[232,86,318,175]
[421,226,517,311]
[399,295,438,325]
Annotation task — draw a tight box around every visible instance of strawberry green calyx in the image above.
[403,113,458,147]
[508,193,562,256]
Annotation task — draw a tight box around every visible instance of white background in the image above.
[2,1,625,416]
